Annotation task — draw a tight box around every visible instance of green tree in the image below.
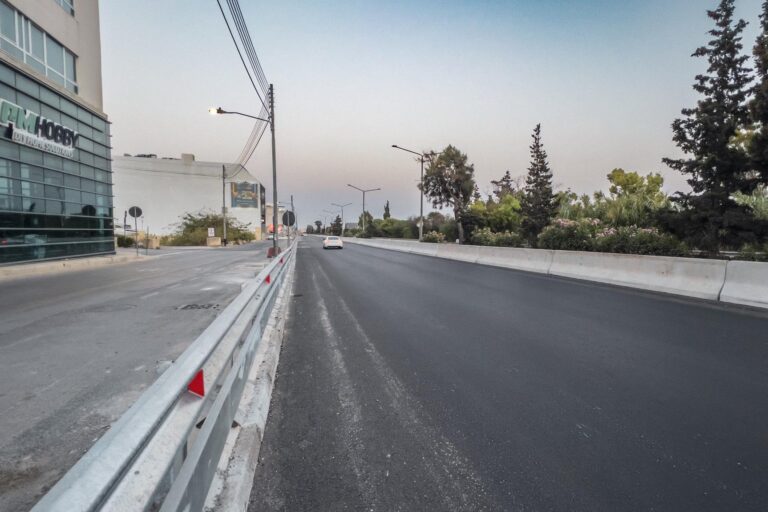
[749,1,768,190]
[491,170,517,199]
[383,200,391,219]
[421,145,476,243]
[663,0,755,252]
[521,124,557,244]
[314,220,322,233]
[331,215,343,236]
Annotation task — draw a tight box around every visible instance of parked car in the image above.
[322,236,343,249]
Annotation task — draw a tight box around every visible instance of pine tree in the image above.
[521,124,556,244]
[491,170,515,199]
[662,0,754,253]
[749,1,768,189]
[383,200,391,219]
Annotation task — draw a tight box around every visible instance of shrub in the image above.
[116,235,134,248]
[537,218,599,251]
[737,243,768,261]
[593,226,687,256]
[469,227,523,247]
[422,231,445,243]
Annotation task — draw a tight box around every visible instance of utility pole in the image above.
[391,145,427,241]
[221,165,227,246]
[269,84,278,255]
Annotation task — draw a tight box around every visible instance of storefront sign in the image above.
[0,98,79,158]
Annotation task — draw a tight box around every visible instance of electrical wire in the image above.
[215,0,269,114]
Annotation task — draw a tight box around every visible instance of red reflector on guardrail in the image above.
[187,369,205,398]
[280,257,284,264]
[265,274,271,284]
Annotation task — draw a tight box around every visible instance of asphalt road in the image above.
[0,242,274,511]
[249,237,768,512]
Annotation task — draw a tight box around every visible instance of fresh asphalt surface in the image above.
[0,241,275,511]
[249,237,768,512]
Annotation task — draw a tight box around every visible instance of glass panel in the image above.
[0,177,8,194]
[45,36,64,74]
[43,170,63,186]
[64,188,79,202]
[0,160,19,178]
[0,38,22,60]
[20,181,44,198]
[45,200,63,214]
[20,165,44,182]
[22,197,40,212]
[26,57,45,75]
[65,50,75,82]
[0,3,15,41]
[48,71,65,87]
[44,185,63,199]
[30,23,43,59]
[63,174,79,188]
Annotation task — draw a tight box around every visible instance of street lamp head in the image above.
[391,144,398,148]
[208,107,225,115]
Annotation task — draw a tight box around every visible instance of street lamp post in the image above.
[392,144,428,241]
[322,209,336,235]
[209,86,279,255]
[331,202,352,236]
[347,184,380,234]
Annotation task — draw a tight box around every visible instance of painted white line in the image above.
[140,291,159,300]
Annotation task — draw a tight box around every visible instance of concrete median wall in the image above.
[548,251,727,300]
[341,237,767,310]
[719,261,768,309]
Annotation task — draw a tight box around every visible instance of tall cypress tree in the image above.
[750,1,768,188]
[662,0,754,253]
[521,124,556,244]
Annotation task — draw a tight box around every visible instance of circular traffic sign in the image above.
[128,206,143,218]
[282,211,296,226]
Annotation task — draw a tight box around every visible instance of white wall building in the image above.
[112,154,266,238]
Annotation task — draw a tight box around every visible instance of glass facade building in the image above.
[0,57,113,264]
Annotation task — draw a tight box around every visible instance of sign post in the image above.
[128,206,143,256]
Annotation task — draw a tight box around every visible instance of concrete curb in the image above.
[204,248,297,511]
[342,237,768,310]
[0,253,147,282]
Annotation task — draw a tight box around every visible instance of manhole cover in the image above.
[177,304,220,311]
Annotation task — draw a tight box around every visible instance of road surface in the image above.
[0,242,273,511]
[249,237,768,511]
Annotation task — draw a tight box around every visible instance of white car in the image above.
[323,236,343,249]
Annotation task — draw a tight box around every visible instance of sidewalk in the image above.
[0,252,146,282]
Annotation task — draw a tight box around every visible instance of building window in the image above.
[0,2,78,93]
[54,0,74,16]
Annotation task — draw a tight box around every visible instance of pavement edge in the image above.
[203,248,298,511]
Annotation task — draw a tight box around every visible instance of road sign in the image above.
[207,227,215,237]
[282,211,296,226]
[128,206,143,218]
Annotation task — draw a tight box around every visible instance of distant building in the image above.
[0,0,112,263]
[112,154,266,239]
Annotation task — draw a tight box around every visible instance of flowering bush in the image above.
[536,218,600,251]
[593,226,687,256]
[469,227,523,247]
[538,219,686,255]
[422,231,446,243]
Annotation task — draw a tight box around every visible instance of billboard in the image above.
[230,182,258,208]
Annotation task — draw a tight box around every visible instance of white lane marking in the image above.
[314,263,494,510]
[310,271,378,507]
[140,291,160,300]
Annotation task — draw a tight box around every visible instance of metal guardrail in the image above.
[32,242,297,512]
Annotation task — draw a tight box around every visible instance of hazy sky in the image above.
[101,0,764,225]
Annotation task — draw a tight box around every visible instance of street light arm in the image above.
[392,145,425,158]
[210,107,271,123]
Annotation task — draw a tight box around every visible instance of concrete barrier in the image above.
[342,237,768,309]
[719,261,768,309]
[475,246,554,274]
[435,244,481,263]
[549,251,728,300]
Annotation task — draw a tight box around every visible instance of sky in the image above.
[100,0,765,227]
